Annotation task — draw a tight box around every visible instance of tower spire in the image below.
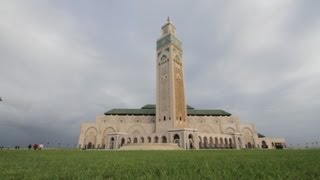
[161,17,176,36]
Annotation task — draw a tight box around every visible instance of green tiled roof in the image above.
[187,109,231,116]
[141,104,194,110]
[105,108,155,116]
[104,104,231,116]
[141,104,156,109]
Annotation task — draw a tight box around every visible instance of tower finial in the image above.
[167,16,170,23]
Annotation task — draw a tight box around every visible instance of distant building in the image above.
[78,19,285,150]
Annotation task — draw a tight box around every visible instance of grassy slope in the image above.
[0,149,319,179]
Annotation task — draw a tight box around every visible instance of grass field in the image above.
[0,149,319,179]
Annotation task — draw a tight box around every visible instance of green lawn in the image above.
[0,149,319,179]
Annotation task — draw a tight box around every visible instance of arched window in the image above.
[154,136,159,143]
[164,116,166,121]
[141,137,145,143]
[148,137,151,143]
[134,137,138,143]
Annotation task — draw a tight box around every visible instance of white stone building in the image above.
[78,19,285,150]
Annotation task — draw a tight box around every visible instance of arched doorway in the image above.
[188,134,194,149]
[238,137,242,148]
[110,137,114,149]
[224,138,228,148]
[148,137,151,143]
[209,137,214,149]
[247,142,252,149]
[204,137,208,148]
[262,141,268,149]
[219,138,223,149]
[174,134,180,147]
[121,138,125,147]
[154,136,159,143]
[133,137,138,143]
[198,136,203,149]
[127,138,131,144]
[214,137,219,148]
[161,136,167,143]
[229,138,233,148]
[87,142,93,149]
[141,137,145,143]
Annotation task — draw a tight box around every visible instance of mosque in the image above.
[78,19,286,150]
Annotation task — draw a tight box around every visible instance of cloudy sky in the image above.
[1,1,319,148]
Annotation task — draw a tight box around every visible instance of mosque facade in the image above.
[78,19,285,150]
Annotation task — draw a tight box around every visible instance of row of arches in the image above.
[123,135,168,145]
[198,136,236,149]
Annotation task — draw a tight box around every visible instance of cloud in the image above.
[0,0,319,147]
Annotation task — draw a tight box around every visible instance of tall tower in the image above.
[156,18,188,132]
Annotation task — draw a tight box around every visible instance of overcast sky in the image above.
[1,1,319,148]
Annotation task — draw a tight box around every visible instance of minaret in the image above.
[156,18,188,132]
